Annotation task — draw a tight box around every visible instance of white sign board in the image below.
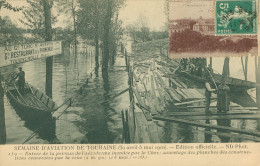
[0,41,62,67]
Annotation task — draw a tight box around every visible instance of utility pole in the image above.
[43,0,53,98]
[222,57,230,77]
[209,57,212,69]
[241,56,248,81]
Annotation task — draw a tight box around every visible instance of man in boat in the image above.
[217,77,230,113]
[205,75,217,114]
[14,67,25,95]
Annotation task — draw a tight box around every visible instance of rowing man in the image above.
[14,67,25,95]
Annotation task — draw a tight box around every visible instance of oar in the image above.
[205,67,218,90]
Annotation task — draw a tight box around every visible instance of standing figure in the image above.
[217,78,230,113]
[15,67,25,95]
[205,76,217,114]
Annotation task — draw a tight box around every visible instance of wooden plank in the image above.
[236,107,259,110]
[172,114,260,120]
[202,129,260,142]
[175,88,190,99]
[153,115,260,137]
[152,72,166,108]
[188,89,205,99]
[153,72,164,99]
[150,75,160,114]
[185,106,259,110]
[141,74,146,84]
[132,72,139,82]
[169,89,183,101]
[175,99,206,106]
[179,89,200,99]
[154,71,181,102]
[145,91,157,115]
[185,105,239,109]
[135,111,151,143]
[169,78,183,88]
[132,88,152,121]
[176,80,188,89]
[153,73,172,101]
[179,89,196,99]
[162,110,257,116]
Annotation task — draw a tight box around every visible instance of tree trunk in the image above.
[95,35,99,76]
[0,77,6,144]
[209,57,212,68]
[102,1,112,74]
[43,0,53,98]
[72,4,77,66]
[95,34,99,69]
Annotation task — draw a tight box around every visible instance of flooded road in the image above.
[2,46,129,144]
[1,42,260,144]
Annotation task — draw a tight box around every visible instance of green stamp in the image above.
[215,0,257,35]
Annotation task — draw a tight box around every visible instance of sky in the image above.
[0,0,168,31]
[0,0,26,27]
[118,0,168,31]
[169,0,214,20]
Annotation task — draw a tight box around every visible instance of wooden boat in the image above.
[6,81,58,120]
[179,71,258,92]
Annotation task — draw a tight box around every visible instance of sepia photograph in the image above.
[0,0,170,144]
[167,0,260,143]
[0,0,260,149]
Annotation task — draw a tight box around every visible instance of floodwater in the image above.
[2,46,130,144]
[1,43,260,144]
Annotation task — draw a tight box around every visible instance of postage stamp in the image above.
[169,0,258,58]
[215,0,257,35]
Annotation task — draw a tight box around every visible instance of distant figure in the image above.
[217,78,230,113]
[205,76,217,114]
[189,63,196,75]
[207,64,213,73]
[14,67,25,95]
[197,65,202,77]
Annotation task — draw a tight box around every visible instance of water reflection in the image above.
[176,123,194,143]
[216,119,231,143]
[9,101,58,143]
[204,120,212,143]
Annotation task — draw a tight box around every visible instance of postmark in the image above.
[215,0,257,35]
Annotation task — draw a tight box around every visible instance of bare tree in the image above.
[56,0,78,64]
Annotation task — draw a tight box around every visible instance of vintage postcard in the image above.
[0,0,260,165]
[169,0,258,58]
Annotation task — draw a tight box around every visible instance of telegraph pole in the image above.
[43,0,53,98]
[222,57,230,77]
